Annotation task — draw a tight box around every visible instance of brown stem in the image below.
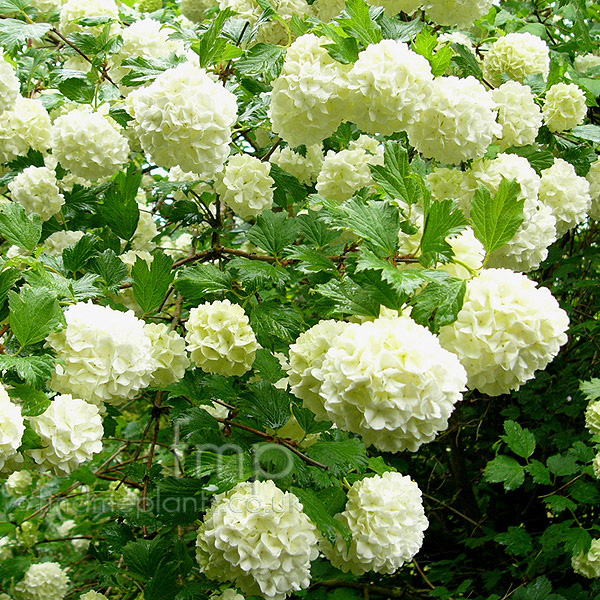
[217,418,329,470]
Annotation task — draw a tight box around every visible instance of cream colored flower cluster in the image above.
[210,591,244,600]
[29,395,103,476]
[47,302,157,408]
[127,62,237,176]
[0,97,51,164]
[270,34,350,148]
[215,154,275,220]
[196,480,319,600]
[43,231,85,256]
[51,107,129,182]
[407,76,501,165]
[322,472,428,575]
[483,32,550,86]
[8,166,65,222]
[542,83,587,133]
[270,144,324,185]
[0,53,19,114]
[585,400,600,435]
[587,158,600,220]
[181,0,214,21]
[111,18,185,86]
[15,563,69,600]
[316,136,384,202]
[5,470,32,495]
[80,593,109,600]
[290,315,467,452]
[470,153,556,273]
[367,0,422,16]
[439,269,569,396]
[144,323,190,388]
[185,299,259,376]
[345,39,433,136]
[0,384,24,472]
[539,158,591,236]
[572,539,600,579]
[575,53,600,73]
[425,0,493,27]
[29,0,67,14]
[59,0,120,35]
[492,81,543,149]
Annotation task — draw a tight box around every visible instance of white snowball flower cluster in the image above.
[587,158,600,220]
[47,302,157,407]
[345,40,433,135]
[181,0,214,21]
[15,562,69,600]
[539,158,591,236]
[427,167,476,215]
[184,299,259,376]
[585,400,600,435]
[168,166,212,202]
[470,153,556,272]
[131,205,158,251]
[59,0,120,35]
[439,269,569,396]
[80,592,109,600]
[426,0,493,27]
[407,76,501,165]
[211,590,244,600]
[144,323,190,388]
[0,384,25,472]
[288,320,350,420]
[572,538,600,579]
[0,97,51,164]
[483,32,550,86]
[316,137,384,202]
[29,0,67,14]
[322,472,428,575]
[270,144,324,185]
[51,108,129,182]
[196,480,319,600]
[574,53,600,73]
[0,53,19,114]
[367,0,422,16]
[258,0,310,46]
[29,395,103,476]
[593,454,600,479]
[270,34,350,147]
[128,62,237,176]
[542,83,587,133]
[439,228,485,279]
[492,81,543,149]
[8,166,65,222]
[161,232,194,259]
[309,0,345,21]
[5,470,32,495]
[43,231,85,256]
[111,19,185,85]
[215,154,274,220]
[304,315,467,452]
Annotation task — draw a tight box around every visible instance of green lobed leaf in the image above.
[247,210,299,256]
[470,178,524,256]
[420,199,468,267]
[546,453,579,477]
[501,420,537,460]
[0,203,42,251]
[495,526,533,556]
[132,251,175,315]
[292,404,333,435]
[0,354,55,388]
[291,486,352,547]
[250,301,305,350]
[236,42,286,81]
[227,257,290,289]
[305,437,368,478]
[87,249,128,293]
[120,54,186,86]
[451,42,483,79]
[337,0,383,47]
[191,8,232,68]
[484,455,525,491]
[270,164,308,208]
[410,278,466,333]
[525,460,551,485]
[9,287,64,347]
[8,384,50,417]
[190,451,255,493]
[313,278,382,317]
[580,378,600,401]
[571,124,600,143]
[62,234,98,273]
[99,186,140,242]
[243,381,291,430]
[0,19,51,51]
[175,264,234,303]
[0,0,32,14]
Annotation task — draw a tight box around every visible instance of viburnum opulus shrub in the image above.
[1,0,600,599]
